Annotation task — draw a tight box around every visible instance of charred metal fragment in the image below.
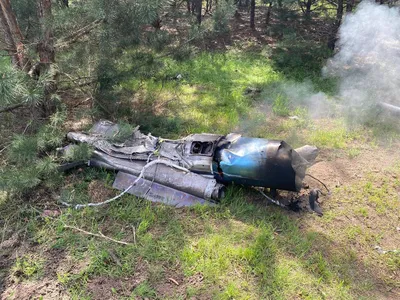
[309,189,323,216]
[212,137,308,192]
[88,150,225,200]
[66,120,320,209]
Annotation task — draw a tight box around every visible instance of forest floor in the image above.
[1,10,400,300]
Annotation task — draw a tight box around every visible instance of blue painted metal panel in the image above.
[212,138,302,191]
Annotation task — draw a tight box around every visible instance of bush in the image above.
[212,1,236,34]
[0,110,66,194]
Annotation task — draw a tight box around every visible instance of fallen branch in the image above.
[64,224,133,246]
[0,143,10,154]
[59,71,94,96]
[168,278,179,286]
[131,225,137,246]
[0,102,25,114]
[56,18,104,50]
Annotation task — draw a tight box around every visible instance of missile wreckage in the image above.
[64,120,324,213]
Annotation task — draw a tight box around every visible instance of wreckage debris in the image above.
[378,102,400,117]
[308,189,323,216]
[64,120,323,213]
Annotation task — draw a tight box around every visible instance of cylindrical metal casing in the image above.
[212,138,307,192]
[90,151,225,200]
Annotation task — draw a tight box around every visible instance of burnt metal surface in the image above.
[66,120,318,207]
[213,138,307,192]
[89,120,120,137]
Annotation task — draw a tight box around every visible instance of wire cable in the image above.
[305,174,330,194]
[60,158,190,209]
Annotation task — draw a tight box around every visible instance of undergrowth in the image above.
[1,41,399,300]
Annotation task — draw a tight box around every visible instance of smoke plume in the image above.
[324,1,400,123]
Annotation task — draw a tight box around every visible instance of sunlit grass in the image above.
[1,159,399,299]
[2,47,400,299]
[116,51,283,136]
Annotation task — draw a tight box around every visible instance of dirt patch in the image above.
[297,143,400,298]
[2,279,68,300]
[88,180,116,203]
[153,268,186,298]
[149,268,211,299]
[306,144,400,190]
[87,276,138,299]
[86,263,209,299]
[87,259,149,299]
[0,238,71,300]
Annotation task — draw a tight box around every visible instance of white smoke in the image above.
[276,82,334,119]
[324,1,400,123]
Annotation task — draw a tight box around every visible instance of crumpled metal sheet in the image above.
[89,120,120,137]
[66,120,318,205]
[89,150,225,200]
[66,132,155,161]
[294,145,319,167]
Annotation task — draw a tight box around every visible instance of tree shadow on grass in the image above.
[94,51,282,138]
[269,36,337,94]
[1,168,396,299]
[218,186,397,299]
[0,192,70,299]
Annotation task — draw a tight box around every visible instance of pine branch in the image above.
[0,102,25,114]
[0,47,16,52]
[55,18,104,50]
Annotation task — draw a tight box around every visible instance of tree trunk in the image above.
[0,0,30,70]
[0,5,19,66]
[37,0,55,64]
[250,0,255,29]
[205,0,212,13]
[191,0,195,14]
[0,0,24,42]
[37,0,57,117]
[265,2,272,27]
[196,0,202,25]
[305,0,312,17]
[328,0,343,50]
[346,0,355,12]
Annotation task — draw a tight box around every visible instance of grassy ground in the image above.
[1,49,400,299]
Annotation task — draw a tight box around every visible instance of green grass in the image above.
[1,155,399,299]
[2,48,400,299]
[12,255,45,280]
[113,51,283,137]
